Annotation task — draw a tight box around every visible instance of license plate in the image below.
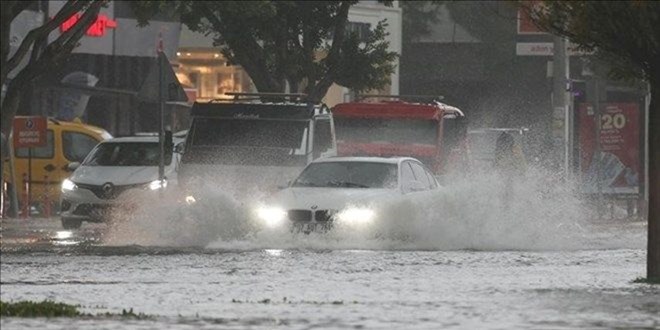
[292,222,332,233]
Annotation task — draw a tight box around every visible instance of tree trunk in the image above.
[648,77,660,280]
[0,76,24,137]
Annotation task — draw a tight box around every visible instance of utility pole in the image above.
[157,33,165,196]
[551,36,570,177]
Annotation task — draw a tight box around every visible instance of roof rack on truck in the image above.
[206,92,311,104]
[356,94,444,103]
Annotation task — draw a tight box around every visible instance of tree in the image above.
[401,1,444,44]
[0,0,105,137]
[133,1,398,102]
[525,1,660,280]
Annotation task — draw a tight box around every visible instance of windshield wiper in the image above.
[326,181,370,188]
[293,181,320,187]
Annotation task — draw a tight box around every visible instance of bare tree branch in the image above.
[308,1,351,101]
[3,0,87,83]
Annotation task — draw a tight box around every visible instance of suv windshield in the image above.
[83,142,172,166]
[293,162,397,189]
[335,118,437,146]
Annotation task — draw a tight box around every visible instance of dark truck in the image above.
[179,93,336,198]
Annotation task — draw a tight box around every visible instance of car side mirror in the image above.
[277,180,291,190]
[66,162,80,172]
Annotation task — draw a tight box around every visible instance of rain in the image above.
[1,1,659,329]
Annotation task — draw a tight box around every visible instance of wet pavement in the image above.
[0,216,658,329]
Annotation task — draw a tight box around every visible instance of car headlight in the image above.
[148,179,168,190]
[336,207,375,225]
[256,206,287,228]
[185,195,196,205]
[61,179,78,192]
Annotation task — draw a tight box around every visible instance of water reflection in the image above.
[53,230,79,246]
[265,249,283,256]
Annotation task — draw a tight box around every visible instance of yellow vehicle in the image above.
[2,118,112,215]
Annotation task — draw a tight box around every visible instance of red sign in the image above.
[578,103,641,195]
[517,1,547,35]
[13,116,48,148]
[60,14,117,37]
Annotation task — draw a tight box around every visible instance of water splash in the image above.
[103,166,643,251]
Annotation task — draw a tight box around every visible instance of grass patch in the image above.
[0,300,81,317]
[0,300,150,319]
[632,277,660,284]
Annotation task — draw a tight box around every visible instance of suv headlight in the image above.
[61,179,78,192]
[148,179,168,190]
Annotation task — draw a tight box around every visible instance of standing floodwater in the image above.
[1,168,657,329]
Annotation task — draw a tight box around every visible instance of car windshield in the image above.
[334,118,437,146]
[83,142,172,166]
[292,161,397,189]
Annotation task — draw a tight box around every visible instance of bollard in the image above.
[43,174,51,218]
[22,173,29,219]
[1,181,6,218]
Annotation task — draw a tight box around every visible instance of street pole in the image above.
[158,50,165,197]
[594,80,603,219]
[551,36,570,176]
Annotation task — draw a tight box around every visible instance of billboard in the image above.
[578,103,641,195]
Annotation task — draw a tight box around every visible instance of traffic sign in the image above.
[13,116,47,148]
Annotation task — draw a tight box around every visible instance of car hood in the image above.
[71,165,176,186]
[267,187,398,210]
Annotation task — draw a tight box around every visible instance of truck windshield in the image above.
[185,118,310,166]
[83,142,172,166]
[334,118,437,146]
[292,162,397,189]
[191,118,308,149]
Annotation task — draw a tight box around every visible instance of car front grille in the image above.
[288,210,312,222]
[314,210,334,222]
[287,209,336,222]
[72,203,113,217]
[77,182,144,200]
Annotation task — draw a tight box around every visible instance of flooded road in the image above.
[1,217,658,329]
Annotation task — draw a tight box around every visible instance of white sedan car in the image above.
[60,136,183,229]
[255,157,441,234]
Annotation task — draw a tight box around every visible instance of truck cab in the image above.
[332,96,467,176]
[179,93,336,198]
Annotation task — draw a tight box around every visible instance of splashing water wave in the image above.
[103,167,642,251]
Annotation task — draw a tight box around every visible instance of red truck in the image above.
[332,96,468,176]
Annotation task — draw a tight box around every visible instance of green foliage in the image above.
[524,1,660,82]
[0,300,81,317]
[332,21,397,94]
[401,1,444,43]
[0,300,152,319]
[132,1,399,101]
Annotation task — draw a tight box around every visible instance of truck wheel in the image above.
[61,217,82,229]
